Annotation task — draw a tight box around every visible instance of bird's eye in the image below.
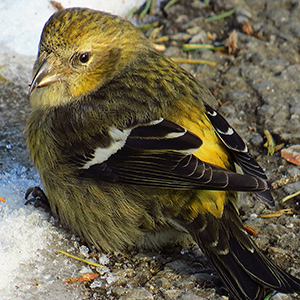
[79,52,91,64]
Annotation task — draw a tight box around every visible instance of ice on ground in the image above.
[0,165,87,299]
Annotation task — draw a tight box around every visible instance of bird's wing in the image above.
[80,118,272,197]
[204,104,273,205]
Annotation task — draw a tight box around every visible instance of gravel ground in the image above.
[1,0,300,299]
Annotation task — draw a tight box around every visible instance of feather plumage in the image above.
[26,8,300,300]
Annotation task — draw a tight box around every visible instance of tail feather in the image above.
[208,247,268,300]
[229,237,300,292]
[180,201,300,300]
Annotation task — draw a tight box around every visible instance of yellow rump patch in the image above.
[188,190,226,219]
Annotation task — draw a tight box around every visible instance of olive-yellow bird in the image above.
[26,8,300,300]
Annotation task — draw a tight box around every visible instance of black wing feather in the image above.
[82,119,270,194]
[204,104,274,206]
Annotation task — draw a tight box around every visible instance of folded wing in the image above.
[81,119,272,200]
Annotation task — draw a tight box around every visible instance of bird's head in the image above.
[29,8,151,109]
